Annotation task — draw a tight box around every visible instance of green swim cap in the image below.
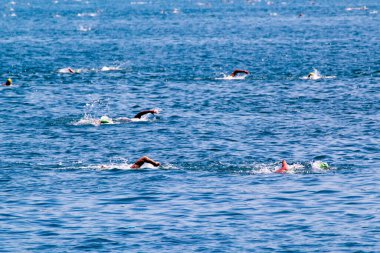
[319,162,329,169]
[100,116,111,124]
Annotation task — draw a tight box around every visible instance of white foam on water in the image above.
[78,25,92,32]
[345,6,368,11]
[310,161,332,172]
[77,12,98,17]
[301,68,336,80]
[131,1,147,5]
[72,115,101,126]
[100,66,122,72]
[216,74,247,80]
[97,162,160,170]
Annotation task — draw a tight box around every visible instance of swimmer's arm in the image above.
[275,167,287,173]
[133,110,158,119]
[131,156,160,168]
[230,69,249,77]
[275,160,289,173]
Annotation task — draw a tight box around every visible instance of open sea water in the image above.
[1,0,380,252]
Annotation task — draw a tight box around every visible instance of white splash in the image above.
[100,66,122,72]
[311,161,330,171]
[72,115,101,126]
[98,162,157,170]
[216,74,247,80]
[301,69,336,80]
[58,67,82,74]
[77,12,98,17]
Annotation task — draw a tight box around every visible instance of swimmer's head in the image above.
[5,78,12,86]
[308,72,315,78]
[319,162,329,169]
[100,115,111,124]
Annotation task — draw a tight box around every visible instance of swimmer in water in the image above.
[130,156,160,169]
[307,72,316,79]
[132,109,159,119]
[275,160,289,173]
[100,109,159,124]
[2,78,12,86]
[230,69,249,77]
[64,67,81,74]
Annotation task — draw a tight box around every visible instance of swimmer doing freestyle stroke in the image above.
[130,156,160,168]
[100,156,160,169]
[275,160,289,173]
[229,69,249,77]
[99,109,159,124]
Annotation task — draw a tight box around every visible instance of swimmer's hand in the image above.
[154,162,161,167]
[151,108,161,114]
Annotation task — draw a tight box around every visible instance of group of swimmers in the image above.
[119,107,294,173]
[2,68,317,88]
[2,69,322,172]
[131,156,291,173]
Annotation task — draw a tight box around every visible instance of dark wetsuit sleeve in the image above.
[133,110,155,119]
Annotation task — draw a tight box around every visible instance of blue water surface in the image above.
[1,0,380,252]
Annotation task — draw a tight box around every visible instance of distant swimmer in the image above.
[58,67,81,74]
[130,156,160,169]
[99,109,159,124]
[2,78,12,86]
[230,69,249,77]
[275,160,289,173]
[307,72,316,79]
[67,68,81,74]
